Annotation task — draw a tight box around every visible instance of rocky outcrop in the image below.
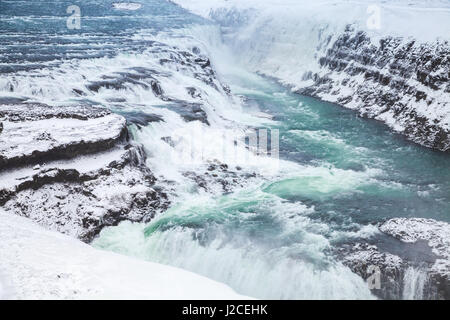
[182,160,261,194]
[380,218,450,299]
[0,103,169,242]
[300,26,450,151]
[0,104,127,170]
[337,242,405,299]
[337,218,450,300]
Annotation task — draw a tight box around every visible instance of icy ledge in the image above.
[0,104,126,169]
[0,210,250,300]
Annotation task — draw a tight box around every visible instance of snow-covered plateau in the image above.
[0,209,249,300]
[171,0,450,151]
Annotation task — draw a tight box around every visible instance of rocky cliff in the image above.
[0,103,169,242]
[173,0,450,151]
[301,27,450,151]
[337,218,450,300]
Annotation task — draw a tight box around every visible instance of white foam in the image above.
[402,267,428,300]
[112,3,142,11]
[0,280,6,300]
[94,194,376,300]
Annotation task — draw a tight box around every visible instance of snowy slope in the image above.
[0,209,250,300]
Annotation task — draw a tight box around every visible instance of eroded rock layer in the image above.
[300,27,450,151]
[0,104,169,242]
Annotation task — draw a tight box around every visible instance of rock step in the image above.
[0,104,128,171]
[0,104,169,242]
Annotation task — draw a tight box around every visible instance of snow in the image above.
[0,143,166,241]
[0,114,126,162]
[0,147,127,190]
[0,280,6,300]
[172,0,450,42]
[0,209,251,300]
[380,218,450,277]
[343,243,404,274]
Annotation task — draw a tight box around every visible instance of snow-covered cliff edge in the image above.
[300,29,450,151]
[0,209,249,299]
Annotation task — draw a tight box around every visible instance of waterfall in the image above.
[402,267,428,300]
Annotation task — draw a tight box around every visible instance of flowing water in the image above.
[2,0,449,299]
[94,69,450,299]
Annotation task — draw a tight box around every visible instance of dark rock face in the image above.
[380,218,450,300]
[336,218,450,300]
[120,111,164,128]
[299,27,450,151]
[163,100,210,125]
[336,242,405,299]
[182,160,260,194]
[0,104,169,242]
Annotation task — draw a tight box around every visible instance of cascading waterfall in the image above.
[95,23,449,298]
[2,0,449,300]
[402,267,428,300]
[94,188,375,300]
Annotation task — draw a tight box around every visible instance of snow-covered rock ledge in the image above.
[338,218,450,300]
[0,104,127,169]
[0,103,169,242]
[299,29,450,151]
[0,210,250,300]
